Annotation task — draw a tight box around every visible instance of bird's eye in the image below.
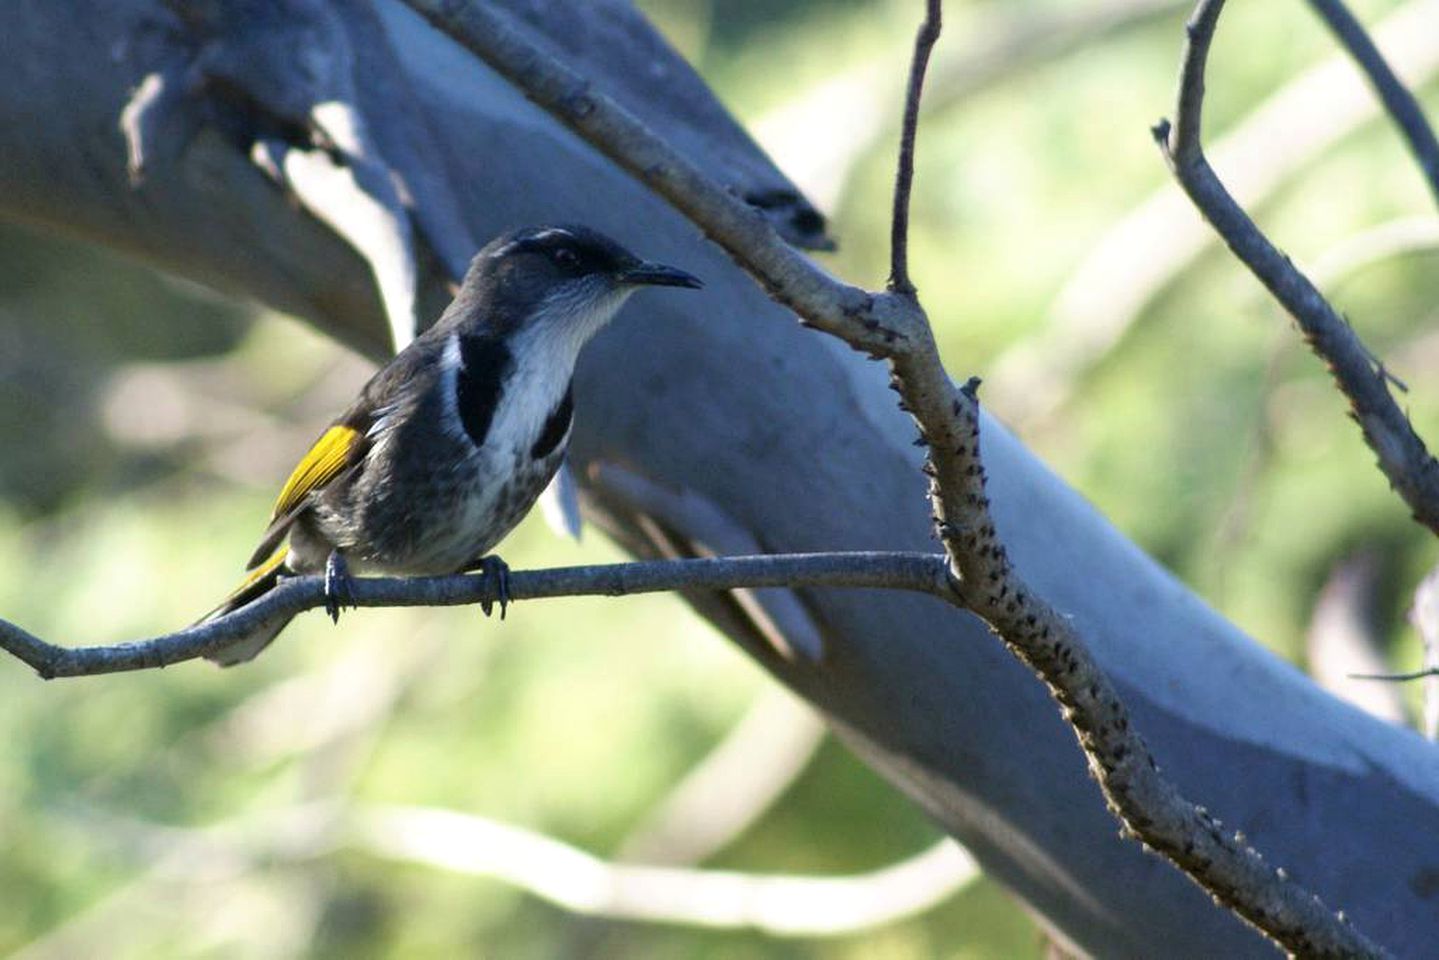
[552,248,581,272]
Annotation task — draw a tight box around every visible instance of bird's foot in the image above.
[477,555,511,620]
[323,551,356,624]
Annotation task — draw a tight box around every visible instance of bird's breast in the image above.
[326,336,576,575]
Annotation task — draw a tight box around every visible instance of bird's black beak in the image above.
[617,261,704,289]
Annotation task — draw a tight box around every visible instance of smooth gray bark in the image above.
[2,2,1437,956]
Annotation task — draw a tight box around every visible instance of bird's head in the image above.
[449,225,702,348]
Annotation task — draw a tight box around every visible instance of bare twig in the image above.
[1307,0,1439,208]
[1353,667,1439,682]
[0,553,948,679]
[392,0,1390,953]
[1156,0,1439,541]
[889,0,943,294]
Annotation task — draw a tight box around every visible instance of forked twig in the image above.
[394,0,1389,953]
[0,0,1397,952]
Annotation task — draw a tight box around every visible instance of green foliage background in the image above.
[2,0,1437,956]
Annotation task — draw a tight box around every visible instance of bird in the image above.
[199,224,702,665]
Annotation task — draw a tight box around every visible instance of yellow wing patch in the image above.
[270,424,362,523]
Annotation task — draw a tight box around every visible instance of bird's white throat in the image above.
[439,282,633,454]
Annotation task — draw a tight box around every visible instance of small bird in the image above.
[200,224,702,664]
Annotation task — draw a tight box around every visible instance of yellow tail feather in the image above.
[199,546,290,625]
[199,546,295,667]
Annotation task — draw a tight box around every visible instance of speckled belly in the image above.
[412,445,565,573]
[306,436,566,576]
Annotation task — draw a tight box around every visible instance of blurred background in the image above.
[2,0,1438,955]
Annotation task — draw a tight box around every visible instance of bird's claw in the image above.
[324,551,355,624]
[478,555,511,620]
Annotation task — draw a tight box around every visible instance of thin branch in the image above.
[1156,0,1439,540]
[0,552,948,679]
[1352,667,1439,681]
[1307,0,1439,208]
[391,0,1388,953]
[890,0,943,295]
[355,804,975,936]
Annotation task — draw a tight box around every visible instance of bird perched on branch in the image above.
[199,224,702,664]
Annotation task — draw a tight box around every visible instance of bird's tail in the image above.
[197,547,296,666]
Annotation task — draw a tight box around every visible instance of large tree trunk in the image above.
[3,2,1436,956]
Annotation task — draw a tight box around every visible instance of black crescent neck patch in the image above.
[531,387,574,460]
[456,336,513,448]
